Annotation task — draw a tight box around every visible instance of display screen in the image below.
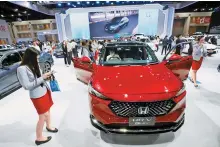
[88,10,139,39]
[209,11,220,34]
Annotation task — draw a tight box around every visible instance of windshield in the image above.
[100,45,159,66]
[111,17,121,23]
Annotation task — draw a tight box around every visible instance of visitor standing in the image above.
[67,40,73,66]
[161,36,168,55]
[62,40,68,66]
[71,40,78,57]
[190,36,207,87]
[17,47,58,145]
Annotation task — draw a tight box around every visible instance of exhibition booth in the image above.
[55,4,175,41]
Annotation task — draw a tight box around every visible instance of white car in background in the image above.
[133,34,148,40]
[0,45,15,51]
[182,37,218,56]
[0,45,7,50]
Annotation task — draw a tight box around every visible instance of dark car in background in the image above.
[53,43,64,58]
[105,16,129,33]
[0,49,54,99]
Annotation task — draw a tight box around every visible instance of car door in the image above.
[163,42,193,81]
[73,46,93,84]
[0,52,22,95]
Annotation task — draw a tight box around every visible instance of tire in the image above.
[217,64,220,72]
[43,62,51,73]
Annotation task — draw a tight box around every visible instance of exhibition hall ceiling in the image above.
[0,1,54,22]
[0,1,219,22]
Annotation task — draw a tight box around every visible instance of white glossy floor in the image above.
[0,49,220,147]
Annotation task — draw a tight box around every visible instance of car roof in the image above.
[105,41,146,47]
[0,49,26,55]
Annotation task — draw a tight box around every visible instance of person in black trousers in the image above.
[62,41,68,66]
[175,34,183,55]
[167,36,173,51]
[161,36,168,55]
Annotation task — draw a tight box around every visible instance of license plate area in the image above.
[129,117,156,126]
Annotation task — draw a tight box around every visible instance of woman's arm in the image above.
[17,67,44,90]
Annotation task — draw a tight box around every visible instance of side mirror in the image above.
[81,56,91,63]
[169,54,182,61]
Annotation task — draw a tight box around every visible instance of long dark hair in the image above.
[20,47,41,78]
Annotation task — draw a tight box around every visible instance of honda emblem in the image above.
[138,107,149,115]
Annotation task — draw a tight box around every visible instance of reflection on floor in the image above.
[0,48,220,147]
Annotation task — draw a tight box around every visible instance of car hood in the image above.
[92,64,182,95]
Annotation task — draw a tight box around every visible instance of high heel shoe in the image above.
[46,127,58,133]
[35,136,52,146]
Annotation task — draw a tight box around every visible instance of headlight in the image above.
[176,83,185,96]
[88,82,110,100]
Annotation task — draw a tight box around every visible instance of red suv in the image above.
[73,41,192,134]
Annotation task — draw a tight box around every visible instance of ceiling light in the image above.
[116,1,119,3]
[194,9,198,11]
[23,11,27,14]
[209,8,213,11]
[87,1,90,4]
[106,1,109,3]
[14,9,18,12]
[58,3,62,6]
[67,3,71,5]
[1,15,4,17]
[77,2,81,4]
[11,14,14,17]
[18,13,22,16]
[96,1,100,4]
[201,8,205,11]
[111,2,114,5]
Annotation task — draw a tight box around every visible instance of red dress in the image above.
[192,57,203,70]
[31,89,53,115]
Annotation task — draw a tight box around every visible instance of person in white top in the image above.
[106,49,121,61]
[66,41,73,66]
[71,40,78,57]
[32,41,41,51]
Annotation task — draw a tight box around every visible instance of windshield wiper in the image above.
[147,61,160,65]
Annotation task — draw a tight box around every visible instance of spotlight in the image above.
[209,8,213,11]
[194,9,198,11]
[23,11,27,14]
[18,13,22,16]
[87,1,90,4]
[77,2,81,4]
[1,14,4,17]
[11,14,14,17]
[58,3,62,6]
[96,1,100,4]
[106,1,109,4]
[201,8,205,11]
[14,9,18,12]
[67,3,71,6]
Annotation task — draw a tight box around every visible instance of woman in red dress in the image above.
[190,36,206,87]
[17,47,58,145]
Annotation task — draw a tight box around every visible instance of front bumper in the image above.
[90,114,184,134]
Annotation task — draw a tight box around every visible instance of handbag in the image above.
[49,74,60,92]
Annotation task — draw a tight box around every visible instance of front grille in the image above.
[109,100,175,117]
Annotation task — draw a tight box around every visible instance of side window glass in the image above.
[2,53,21,67]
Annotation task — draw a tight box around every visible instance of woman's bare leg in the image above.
[191,70,198,86]
[45,110,55,130]
[36,114,47,141]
